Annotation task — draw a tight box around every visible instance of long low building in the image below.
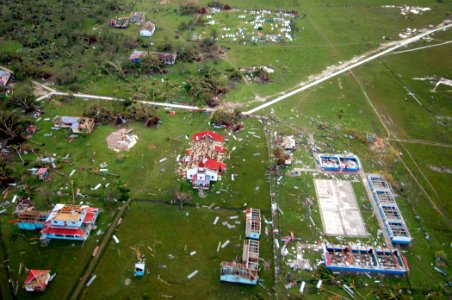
[220,240,259,285]
[323,244,409,276]
[315,153,361,172]
[367,174,412,245]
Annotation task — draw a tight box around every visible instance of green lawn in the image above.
[81,203,274,300]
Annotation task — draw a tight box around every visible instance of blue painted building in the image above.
[316,153,361,172]
[245,208,261,240]
[17,211,49,230]
[323,244,409,275]
[367,174,412,245]
[135,262,145,277]
[221,236,260,285]
[40,204,99,241]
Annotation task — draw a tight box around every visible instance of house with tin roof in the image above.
[23,269,51,292]
[41,204,99,241]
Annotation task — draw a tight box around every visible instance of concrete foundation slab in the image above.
[314,179,367,237]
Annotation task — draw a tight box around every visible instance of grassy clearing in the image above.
[81,203,274,299]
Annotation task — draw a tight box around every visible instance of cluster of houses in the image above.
[109,12,179,68]
[181,131,228,190]
[109,12,154,37]
[16,203,99,292]
[220,208,261,285]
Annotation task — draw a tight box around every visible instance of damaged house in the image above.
[53,116,95,134]
[41,204,99,241]
[109,17,129,28]
[129,51,177,65]
[23,270,51,292]
[0,70,14,98]
[182,131,227,190]
[140,21,156,37]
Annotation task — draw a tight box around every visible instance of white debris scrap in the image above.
[187,270,199,279]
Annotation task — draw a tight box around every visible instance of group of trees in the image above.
[211,109,242,127]
[84,100,160,127]
[0,0,135,88]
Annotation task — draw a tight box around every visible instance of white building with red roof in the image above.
[40,204,99,241]
[182,131,228,190]
[23,269,51,292]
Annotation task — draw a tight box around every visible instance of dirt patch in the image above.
[147,144,156,150]
[33,84,47,98]
[106,128,138,152]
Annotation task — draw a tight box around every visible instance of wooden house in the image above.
[53,116,95,134]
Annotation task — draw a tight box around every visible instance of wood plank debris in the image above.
[86,275,96,287]
[221,240,230,248]
[217,241,221,252]
[299,281,306,294]
[187,270,198,280]
[112,235,119,244]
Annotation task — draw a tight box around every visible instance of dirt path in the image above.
[388,138,452,148]
[391,40,452,55]
[70,200,131,300]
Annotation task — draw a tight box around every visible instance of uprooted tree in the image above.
[171,191,193,210]
[126,102,160,127]
[273,146,286,165]
[185,71,228,106]
[211,109,243,130]
[0,110,27,144]
[7,81,36,113]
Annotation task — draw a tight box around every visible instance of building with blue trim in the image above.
[323,244,409,275]
[367,174,412,245]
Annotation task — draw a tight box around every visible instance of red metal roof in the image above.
[214,145,227,153]
[192,131,223,142]
[82,208,98,224]
[41,226,86,237]
[37,168,48,175]
[24,270,50,290]
[204,159,227,171]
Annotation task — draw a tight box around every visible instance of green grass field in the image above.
[1,0,451,299]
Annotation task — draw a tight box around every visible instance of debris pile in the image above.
[106,128,138,152]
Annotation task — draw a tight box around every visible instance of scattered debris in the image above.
[113,235,120,244]
[106,128,138,152]
[86,275,96,287]
[187,270,199,280]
